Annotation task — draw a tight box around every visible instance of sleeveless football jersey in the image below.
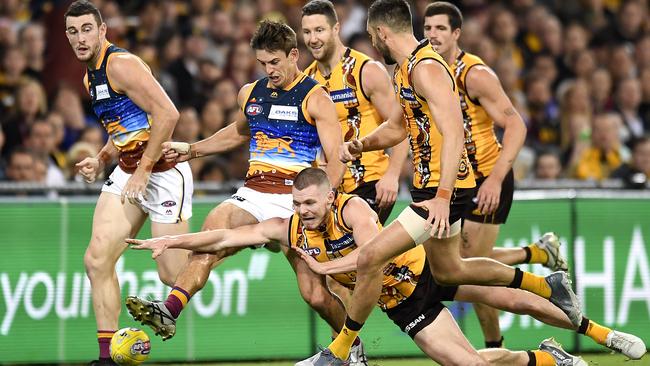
[452,51,501,179]
[242,73,324,193]
[86,41,174,173]
[86,41,151,152]
[394,40,475,189]
[305,48,389,192]
[288,193,426,310]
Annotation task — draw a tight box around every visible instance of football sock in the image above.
[165,286,191,319]
[485,336,504,348]
[523,244,548,264]
[510,268,551,299]
[527,350,555,366]
[329,316,363,360]
[577,317,611,345]
[97,329,116,358]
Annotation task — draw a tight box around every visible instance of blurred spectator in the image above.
[614,77,647,145]
[5,147,36,182]
[167,29,207,107]
[24,119,66,186]
[67,141,99,182]
[611,136,650,188]
[172,106,201,143]
[18,22,45,81]
[224,40,259,89]
[198,156,230,183]
[0,46,29,112]
[558,80,592,168]
[608,45,636,84]
[200,98,225,139]
[78,125,106,156]
[534,150,563,180]
[574,113,631,180]
[489,7,525,72]
[1,79,47,156]
[214,78,239,112]
[590,68,614,112]
[525,75,560,149]
[52,83,87,133]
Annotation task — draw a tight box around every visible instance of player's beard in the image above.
[313,36,336,63]
[376,38,396,65]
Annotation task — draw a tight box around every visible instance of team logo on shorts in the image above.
[161,200,177,207]
[104,179,113,186]
[231,195,245,202]
[246,104,263,116]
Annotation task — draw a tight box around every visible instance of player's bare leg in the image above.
[461,221,503,347]
[413,308,487,365]
[84,192,147,360]
[455,285,647,359]
[151,221,190,286]
[285,248,347,330]
[126,203,256,339]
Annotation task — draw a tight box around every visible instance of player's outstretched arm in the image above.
[413,59,463,192]
[128,217,289,258]
[109,53,178,168]
[163,84,254,162]
[409,60,463,237]
[307,87,345,188]
[465,65,526,214]
[296,197,380,275]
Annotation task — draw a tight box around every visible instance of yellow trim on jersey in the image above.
[301,84,326,126]
[275,72,307,91]
[396,41,475,189]
[304,48,390,192]
[93,41,111,70]
[452,51,501,178]
[241,80,259,113]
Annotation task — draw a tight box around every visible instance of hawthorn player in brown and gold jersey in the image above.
[128,168,636,366]
[424,2,568,349]
[302,0,409,224]
[329,0,582,363]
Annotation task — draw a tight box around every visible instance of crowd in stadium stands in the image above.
[0,0,649,190]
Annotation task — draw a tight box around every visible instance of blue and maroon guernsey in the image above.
[86,41,151,152]
[242,73,324,193]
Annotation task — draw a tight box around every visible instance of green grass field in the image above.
[147,353,646,366]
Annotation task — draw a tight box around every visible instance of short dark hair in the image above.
[368,0,413,33]
[424,2,463,31]
[64,0,103,26]
[302,0,338,26]
[250,20,297,56]
[293,167,330,190]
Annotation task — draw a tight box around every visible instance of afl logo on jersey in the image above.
[246,104,263,116]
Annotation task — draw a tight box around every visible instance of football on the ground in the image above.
[110,327,151,365]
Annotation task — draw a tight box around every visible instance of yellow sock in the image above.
[520,272,552,299]
[329,325,359,360]
[527,244,549,264]
[586,320,611,345]
[532,350,556,366]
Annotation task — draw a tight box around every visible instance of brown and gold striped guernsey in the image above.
[305,48,389,193]
[287,193,426,310]
[452,51,501,179]
[394,40,475,189]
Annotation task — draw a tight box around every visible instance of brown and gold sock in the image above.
[577,316,611,345]
[329,317,363,360]
[527,350,556,366]
[509,268,552,299]
[523,244,549,264]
